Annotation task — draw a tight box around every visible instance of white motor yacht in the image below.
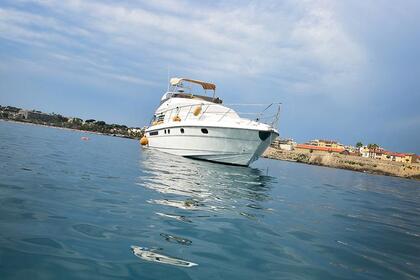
[142,78,280,166]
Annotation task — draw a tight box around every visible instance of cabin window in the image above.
[180,128,184,134]
[201,128,208,134]
[164,129,166,134]
[168,129,170,134]
[150,131,158,136]
[157,114,165,122]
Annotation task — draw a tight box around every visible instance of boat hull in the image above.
[144,125,278,166]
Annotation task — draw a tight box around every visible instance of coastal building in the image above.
[128,128,143,137]
[271,138,296,151]
[294,144,345,154]
[394,153,417,164]
[68,117,83,124]
[379,151,399,161]
[0,111,16,119]
[344,145,358,154]
[128,128,142,133]
[360,146,384,159]
[18,109,53,122]
[360,146,369,158]
[307,139,344,149]
[361,147,417,164]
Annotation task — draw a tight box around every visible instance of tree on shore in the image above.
[355,142,363,154]
[367,143,379,150]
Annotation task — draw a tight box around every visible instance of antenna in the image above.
[166,65,170,91]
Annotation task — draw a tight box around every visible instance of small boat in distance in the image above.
[141,77,280,166]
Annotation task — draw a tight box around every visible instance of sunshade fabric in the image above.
[170,77,216,90]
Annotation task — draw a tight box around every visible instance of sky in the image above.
[0,0,419,153]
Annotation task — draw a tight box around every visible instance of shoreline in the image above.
[0,119,138,140]
[3,119,419,180]
[263,147,420,180]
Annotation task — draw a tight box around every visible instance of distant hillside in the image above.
[0,105,144,139]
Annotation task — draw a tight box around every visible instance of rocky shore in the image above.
[263,147,420,180]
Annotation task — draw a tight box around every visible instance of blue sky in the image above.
[0,0,419,153]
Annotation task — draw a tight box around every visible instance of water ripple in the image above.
[72,224,110,239]
[22,238,63,249]
[1,122,419,280]
[160,233,192,245]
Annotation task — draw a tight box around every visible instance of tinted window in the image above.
[150,131,158,136]
[201,128,208,134]
[258,131,270,141]
[180,128,184,133]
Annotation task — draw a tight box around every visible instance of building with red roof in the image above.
[295,144,345,154]
[360,146,418,163]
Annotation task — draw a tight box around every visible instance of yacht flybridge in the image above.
[141,77,280,166]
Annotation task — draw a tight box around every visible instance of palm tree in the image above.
[367,143,380,158]
[355,142,363,154]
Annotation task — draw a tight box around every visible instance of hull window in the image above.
[168,129,170,134]
[259,131,270,141]
[150,131,158,136]
[180,128,185,134]
[201,128,208,134]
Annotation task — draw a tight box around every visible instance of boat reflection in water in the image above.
[131,246,198,267]
[137,149,274,219]
[132,149,275,267]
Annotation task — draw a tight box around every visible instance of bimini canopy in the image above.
[170,77,216,91]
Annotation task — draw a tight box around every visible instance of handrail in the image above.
[152,102,281,128]
[155,102,280,115]
[217,108,231,122]
[224,103,281,106]
[198,104,210,121]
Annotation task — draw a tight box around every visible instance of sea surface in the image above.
[0,120,419,280]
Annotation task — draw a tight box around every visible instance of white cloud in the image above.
[0,0,366,93]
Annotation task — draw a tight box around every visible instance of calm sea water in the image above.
[0,121,419,280]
